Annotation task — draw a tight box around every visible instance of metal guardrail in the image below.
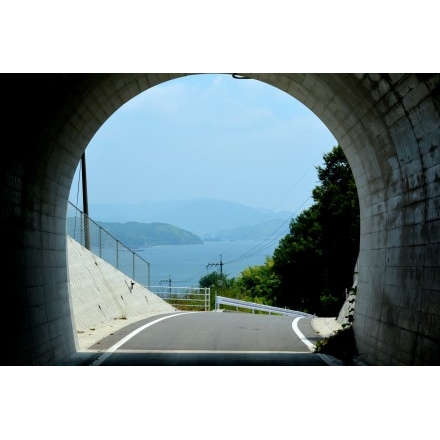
[215,295,315,317]
[149,286,210,311]
[67,201,151,288]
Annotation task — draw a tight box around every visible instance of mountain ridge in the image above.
[85,198,294,238]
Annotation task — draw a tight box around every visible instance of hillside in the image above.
[67,218,203,248]
[86,198,294,237]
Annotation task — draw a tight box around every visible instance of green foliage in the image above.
[319,290,341,315]
[233,257,280,303]
[272,145,360,315]
[199,271,236,310]
[198,145,360,318]
[199,263,279,312]
[314,326,358,365]
[164,290,208,311]
[199,271,234,288]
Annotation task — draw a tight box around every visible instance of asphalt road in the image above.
[74,311,332,366]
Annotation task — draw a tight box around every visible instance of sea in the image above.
[136,239,280,288]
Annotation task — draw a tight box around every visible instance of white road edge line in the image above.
[90,312,193,366]
[292,316,315,352]
[291,317,340,365]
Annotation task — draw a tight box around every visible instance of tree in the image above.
[199,271,235,310]
[199,271,233,289]
[313,146,360,307]
[272,205,324,312]
[272,145,360,315]
[233,257,280,305]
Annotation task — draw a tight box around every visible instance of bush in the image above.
[314,326,358,365]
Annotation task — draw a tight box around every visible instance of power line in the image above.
[172,266,209,285]
[156,192,313,285]
[223,196,311,266]
[159,275,173,293]
[221,143,336,267]
[173,176,318,284]
[206,254,223,277]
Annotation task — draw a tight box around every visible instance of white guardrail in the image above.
[215,295,315,317]
[149,286,210,311]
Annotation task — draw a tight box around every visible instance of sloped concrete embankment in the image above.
[67,237,177,349]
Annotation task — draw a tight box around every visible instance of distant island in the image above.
[67,198,294,246]
[67,218,203,248]
[85,198,294,237]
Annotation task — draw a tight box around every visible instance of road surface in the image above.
[76,311,336,366]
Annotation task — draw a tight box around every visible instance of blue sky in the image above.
[70,73,338,214]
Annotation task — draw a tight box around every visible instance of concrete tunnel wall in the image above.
[1,73,439,365]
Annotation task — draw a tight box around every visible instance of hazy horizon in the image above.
[77,195,297,214]
[69,74,338,216]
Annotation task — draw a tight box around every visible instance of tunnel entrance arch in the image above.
[2,73,439,365]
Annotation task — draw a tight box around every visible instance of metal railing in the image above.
[67,201,151,288]
[149,285,210,311]
[215,295,315,317]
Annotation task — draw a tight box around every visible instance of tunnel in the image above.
[1,73,439,365]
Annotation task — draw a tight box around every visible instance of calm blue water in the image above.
[137,240,280,288]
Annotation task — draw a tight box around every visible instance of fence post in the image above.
[132,252,135,280]
[99,227,102,257]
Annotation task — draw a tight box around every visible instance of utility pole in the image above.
[81,152,90,250]
[160,274,172,294]
[206,254,223,278]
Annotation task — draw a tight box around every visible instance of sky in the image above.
[69,73,338,214]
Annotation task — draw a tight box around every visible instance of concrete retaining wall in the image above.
[67,237,176,349]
